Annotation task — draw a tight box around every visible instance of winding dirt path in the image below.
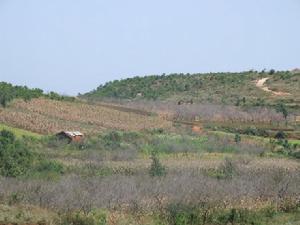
[255,77,291,96]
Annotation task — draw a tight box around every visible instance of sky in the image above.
[0,0,299,95]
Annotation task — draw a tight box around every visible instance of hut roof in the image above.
[58,131,83,138]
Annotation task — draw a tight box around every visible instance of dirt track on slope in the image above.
[255,78,291,96]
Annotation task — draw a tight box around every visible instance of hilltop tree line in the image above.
[83,70,291,101]
[82,70,300,111]
[0,82,75,107]
[85,73,206,100]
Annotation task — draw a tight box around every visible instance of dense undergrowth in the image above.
[43,129,300,161]
[54,205,300,225]
[0,130,64,178]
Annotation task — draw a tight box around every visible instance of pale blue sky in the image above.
[0,0,299,95]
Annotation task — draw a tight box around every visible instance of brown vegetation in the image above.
[0,158,299,213]
[0,98,171,134]
[105,99,287,123]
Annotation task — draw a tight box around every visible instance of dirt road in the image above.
[255,78,291,96]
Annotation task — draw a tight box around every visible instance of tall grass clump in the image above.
[149,151,166,177]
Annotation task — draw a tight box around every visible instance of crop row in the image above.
[0,98,171,134]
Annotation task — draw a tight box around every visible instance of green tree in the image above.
[0,130,33,177]
[276,103,288,120]
[0,89,13,107]
[269,69,276,75]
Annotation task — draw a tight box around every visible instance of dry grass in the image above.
[53,153,300,174]
[0,98,171,134]
[0,204,57,225]
[1,159,299,212]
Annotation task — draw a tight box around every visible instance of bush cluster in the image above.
[59,210,107,225]
[0,81,75,108]
[0,130,33,177]
[0,129,64,178]
[149,151,166,177]
[0,82,43,107]
[271,132,300,159]
[160,202,290,225]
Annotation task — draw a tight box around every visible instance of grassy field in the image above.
[0,123,42,138]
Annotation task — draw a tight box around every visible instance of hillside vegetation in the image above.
[0,81,75,107]
[83,70,300,107]
[0,123,42,138]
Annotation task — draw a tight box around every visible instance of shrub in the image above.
[95,211,107,225]
[215,208,263,225]
[269,69,276,75]
[151,128,164,134]
[149,152,166,177]
[102,131,122,149]
[166,204,202,225]
[220,158,237,178]
[275,131,286,139]
[162,205,283,225]
[0,92,13,107]
[35,159,64,174]
[0,129,15,143]
[275,103,288,120]
[244,127,259,136]
[8,192,24,205]
[60,211,107,225]
[44,136,69,149]
[290,151,300,159]
[0,130,33,177]
[205,159,238,179]
[234,133,241,143]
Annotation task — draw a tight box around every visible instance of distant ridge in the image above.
[82,71,299,107]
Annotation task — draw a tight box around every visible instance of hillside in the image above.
[0,81,172,135]
[0,80,300,225]
[0,98,171,135]
[83,71,300,107]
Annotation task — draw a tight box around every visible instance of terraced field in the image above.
[0,98,171,135]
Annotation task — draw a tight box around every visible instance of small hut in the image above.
[56,131,84,143]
